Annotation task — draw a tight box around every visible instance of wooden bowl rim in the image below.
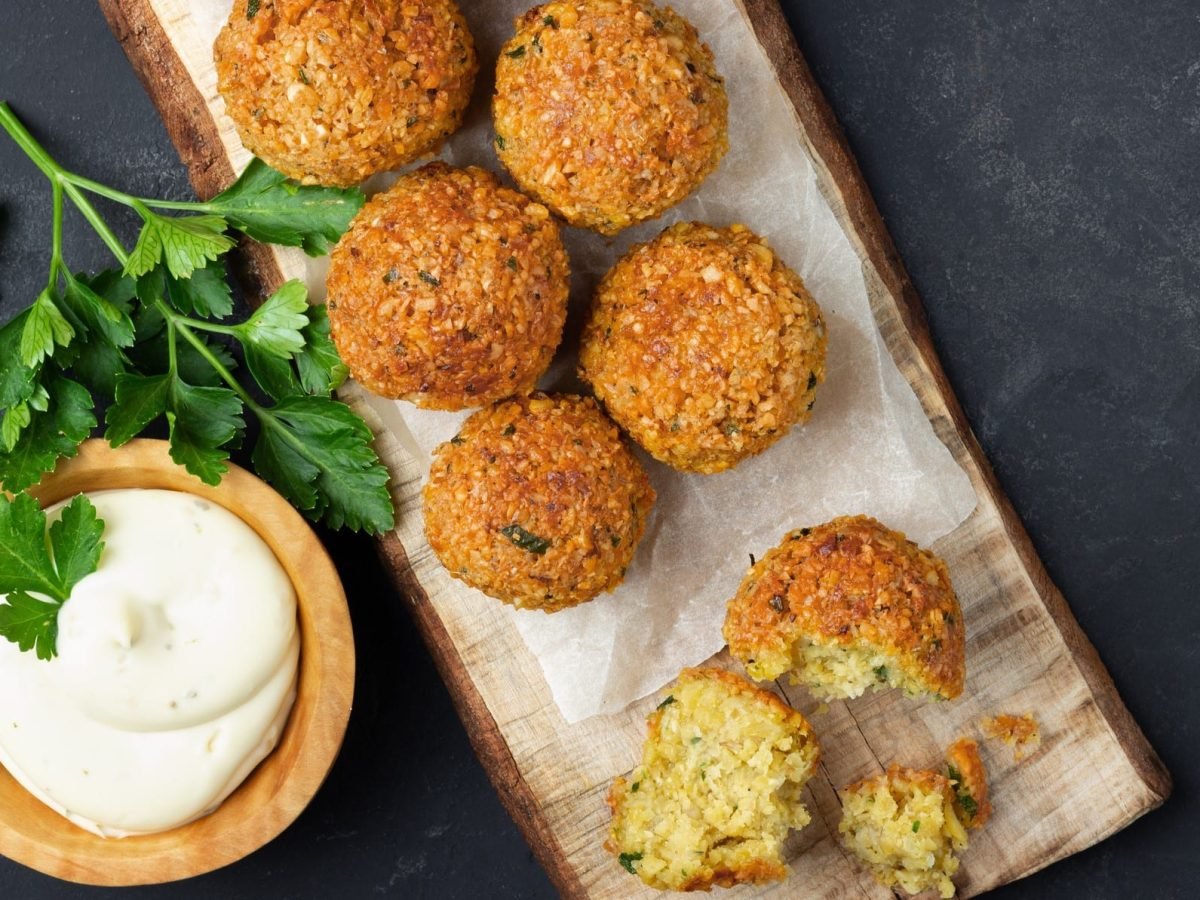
[0,439,355,886]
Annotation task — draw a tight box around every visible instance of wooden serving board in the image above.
[98,1,1171,896]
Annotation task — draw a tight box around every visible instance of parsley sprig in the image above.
[0,493,104,660]
[0,102,394,534]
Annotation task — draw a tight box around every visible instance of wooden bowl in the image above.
[0,439,355,885]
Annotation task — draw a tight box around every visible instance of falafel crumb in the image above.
[982,713,1041,761]
[945,737,992,828]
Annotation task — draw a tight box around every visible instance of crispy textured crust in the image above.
[843,763,952,804]
[723,515,966,699]
[214,0,477,186]
[422,394,654,611]
[607,668,819,891]
[326,163,569,409]
[493,0,728,234]
[580,222,827,473]
[945,738,992,828]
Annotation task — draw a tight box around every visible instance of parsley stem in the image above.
[175,317,240,337]
[57,171,140,209]
[63,181,128,262]
[0,102,62,183]
[48,181,65,293]
[166,309,258,407]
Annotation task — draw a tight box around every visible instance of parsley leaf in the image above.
[166,381,245,485]
[0,493,104,660]
[0,592,62,661]
[105,373,171,447]
[253,396,393,533]
[125,208,235,280]
[162,259,234,319]
[294,305,347,396]
[618,852,642,874]
[244,343,302,402]
[242,303,346,401]
[207,159,365,256]
[0,312,40,410]
[500,524,550,554]
[237,279,308,358]
[0,372,95,493]
[59,270,135,349]
[21,288,75,367]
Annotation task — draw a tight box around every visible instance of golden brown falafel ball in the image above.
[579,222,827,474]
[493,1,728,234]
[723,515,965,701]
[607,668,820,891]
[422,393,655,611]
[214,0,477,186]
[326,163,570,409]
[944,738,991,829]
[839,764,969,899]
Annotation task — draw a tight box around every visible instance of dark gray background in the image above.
[0,1,1195,897]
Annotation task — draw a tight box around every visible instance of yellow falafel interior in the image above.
[838,765,970,899]
[607,668,820,891]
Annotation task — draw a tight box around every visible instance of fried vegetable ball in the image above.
[607,668,820,891]
[214,0,477,186]
[493,1,729,234]
[723,515,966,701]
[839,765,970,899]
[326,163,570,409]
[579,222,827,474]
[422,393,655,611]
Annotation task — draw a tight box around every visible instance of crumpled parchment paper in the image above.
[197,0,977,723]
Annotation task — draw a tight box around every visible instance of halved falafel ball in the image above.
[723,515,966,701]
[326,163,570,409]
[422,393,655,611]
[607,668,821,891]
[214,0,477,186]
[493,1,728,234]
[579,222,827,474]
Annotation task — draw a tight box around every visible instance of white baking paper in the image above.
[197,0,977,723]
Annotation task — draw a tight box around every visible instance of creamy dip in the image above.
[0,488,299,838]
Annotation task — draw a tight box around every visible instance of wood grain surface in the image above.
[0,440,354,886]
[94,1,1171,896]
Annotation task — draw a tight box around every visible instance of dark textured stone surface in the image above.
[0,1,1195,897]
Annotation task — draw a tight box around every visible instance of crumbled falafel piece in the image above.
[493,0,728,234]
[580,222,826,474]
[982,713,1041,761]
[326,163,569,409]
[422,393,654,610]
[945,738,992,829]
[839,764,970,898]
[723,515,965,700]
[607,668,820,891]
[214,0,478,186]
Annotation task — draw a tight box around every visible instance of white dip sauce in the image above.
[0,488,299,838]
